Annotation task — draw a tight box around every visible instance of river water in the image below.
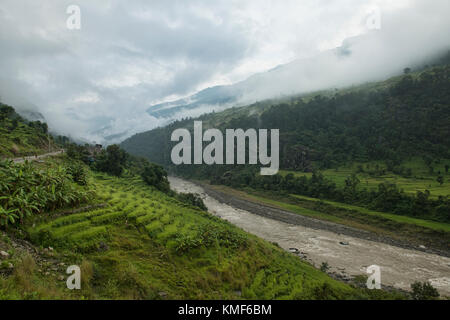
[169,176,450,295]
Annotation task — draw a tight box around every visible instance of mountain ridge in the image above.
[145,32,449,122]
[122,64,450,169]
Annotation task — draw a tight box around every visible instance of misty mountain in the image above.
[89,124,130,145]
[147,32,449,121]
[147,85,243,119]
[15,108,46,123]
[123,64,450,173]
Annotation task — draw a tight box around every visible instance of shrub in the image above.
[141,163,170,193]
[176,193,207,211]
[0,160,93,226]
[410,281,439,300]
[66,144,91,164]
[174,234,203,254]
[94,145,127,177]
[174,223,248,254]
[312,282,341,300]
[67,161,88,185]
[320,262,330,273]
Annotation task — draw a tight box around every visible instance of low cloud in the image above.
[0,0,448,143]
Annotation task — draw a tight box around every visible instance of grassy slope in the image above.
[1,168,403,299]
[0,116,51,158]
[289,194,450,232]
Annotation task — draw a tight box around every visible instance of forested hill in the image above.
[121,65,450,171]
[0,103,56,158]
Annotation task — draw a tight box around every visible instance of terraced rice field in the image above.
[28,174,213,253]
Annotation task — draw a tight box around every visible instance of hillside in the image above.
[0,103,54,158]
[121,65,450,230]
[123,65,450,168]
[0,154,403,299]
[0,121,404,299]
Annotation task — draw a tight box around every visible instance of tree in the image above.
[344,173,360,196]
[403,67,411,74]
[0,105,14,118]
[41,122,48,134]
[95,144,127,176]
[11,118,19,131]
[66,143,90,163]
[423,155,433,168]
[410,281,439,300]
[67,161,88,185]
[141,163,170,193]
[176,193,207,210]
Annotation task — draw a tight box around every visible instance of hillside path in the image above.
[8,150,64,163]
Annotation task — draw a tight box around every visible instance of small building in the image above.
[87,144,103,157]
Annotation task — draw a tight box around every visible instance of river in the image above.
[169,176,450,295]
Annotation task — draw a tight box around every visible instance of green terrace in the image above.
[279,158,450,199]
[28,174,208,252]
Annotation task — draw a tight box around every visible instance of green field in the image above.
[280,158,450,199]
[291,195,450,232]
[289,194,450,232]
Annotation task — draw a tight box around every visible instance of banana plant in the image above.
[0,159,94,226]
[0,205,19,226]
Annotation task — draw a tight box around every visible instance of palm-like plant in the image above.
[0,201,18,226]
[0,159,94,226]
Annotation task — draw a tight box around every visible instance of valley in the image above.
[119,64,450,299]
[168,176,450,295]
[1,0,449,305]
[2,149,403,299]
[0,64,448,301]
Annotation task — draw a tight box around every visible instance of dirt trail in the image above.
[169,176,450,296]
[9,150,64,163]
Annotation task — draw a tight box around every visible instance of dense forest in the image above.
[122,65,449,168]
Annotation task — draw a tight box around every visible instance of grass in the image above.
[0,172,405,300]
[279,158,450,199]
[289,194,450,233]
[0,118,51,158]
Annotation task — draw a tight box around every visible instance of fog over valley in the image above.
[1,0,450,303]
[0,0,449,143]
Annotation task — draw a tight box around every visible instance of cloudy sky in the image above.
[0,0,448,143]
